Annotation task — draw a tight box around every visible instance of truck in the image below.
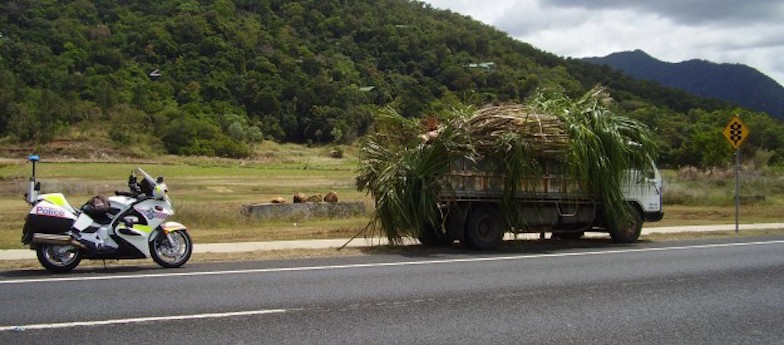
[358,88,663,250]
[419,157,664,250]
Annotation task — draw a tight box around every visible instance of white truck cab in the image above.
[622,164,664,222]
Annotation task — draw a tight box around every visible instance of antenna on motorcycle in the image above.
[26,155,40,204]
[28,155,39,177]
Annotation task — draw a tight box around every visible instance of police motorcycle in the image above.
[22,155,192,273]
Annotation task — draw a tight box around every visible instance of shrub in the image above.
[329,146,344,159]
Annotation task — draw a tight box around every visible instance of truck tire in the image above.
[464,206,505,250]
[608,207,643,243]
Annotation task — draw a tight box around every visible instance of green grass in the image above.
[661,167,784,207]
[650,166,784,228]
[0,142,370,249]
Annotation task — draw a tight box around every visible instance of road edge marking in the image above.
[0,309,286,332]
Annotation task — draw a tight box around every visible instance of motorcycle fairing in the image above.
[134,205,173,223]
[107,198,170,258]
[73,213,93,231]
[39,193,77,214]
[108,195,135,211]
[84,234,146,260]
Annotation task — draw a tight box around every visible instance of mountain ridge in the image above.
[582,50,784,119]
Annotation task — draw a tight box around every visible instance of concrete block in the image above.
[242,202,367,220]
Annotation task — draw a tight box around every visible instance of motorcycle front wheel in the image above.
[36,244,82,273]
[150,230,192,268]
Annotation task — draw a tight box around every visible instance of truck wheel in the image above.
[608,207,643,243]
[464,206,505,250]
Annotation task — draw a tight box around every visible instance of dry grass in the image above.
[467,105,570,156]
[651,204,784,227]
[663,166,784,207]
[186,216,371,243]
[0,144,368,249]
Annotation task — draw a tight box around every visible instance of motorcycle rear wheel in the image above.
[36,244,82,273]
[150,231,192,268]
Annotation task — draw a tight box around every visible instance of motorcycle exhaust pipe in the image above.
[32,233,87,250]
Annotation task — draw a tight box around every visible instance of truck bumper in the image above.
[644,211,664,222]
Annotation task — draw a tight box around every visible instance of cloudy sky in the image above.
[421,0,784,87]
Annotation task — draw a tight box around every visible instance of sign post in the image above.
[722,115,749,234]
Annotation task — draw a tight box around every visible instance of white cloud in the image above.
[421,0,784,87]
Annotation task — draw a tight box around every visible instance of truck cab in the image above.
[622,165,664,223]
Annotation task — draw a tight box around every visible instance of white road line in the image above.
[0,309,286,332]
[2,240,783,285]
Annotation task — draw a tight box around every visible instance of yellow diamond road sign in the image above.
[723,115,749,149]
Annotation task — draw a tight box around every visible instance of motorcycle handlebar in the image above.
[115,190,137,198]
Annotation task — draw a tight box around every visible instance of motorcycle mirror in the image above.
[157,176,164,183]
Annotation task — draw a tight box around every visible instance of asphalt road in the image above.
[1,236,783,344]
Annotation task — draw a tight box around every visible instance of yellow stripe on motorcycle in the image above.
[42,194,68,207]
[134,224,152,234]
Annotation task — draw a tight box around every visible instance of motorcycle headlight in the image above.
[153,183,168,199]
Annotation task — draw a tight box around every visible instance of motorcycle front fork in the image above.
[164,232,177,248]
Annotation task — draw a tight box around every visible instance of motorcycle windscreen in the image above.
[27,201,77,234]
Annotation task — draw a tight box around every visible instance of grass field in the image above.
[0,143,781,249]
[0,143,370,249]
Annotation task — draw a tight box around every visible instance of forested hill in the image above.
[583,50,784,120]
[1,0,783,167]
